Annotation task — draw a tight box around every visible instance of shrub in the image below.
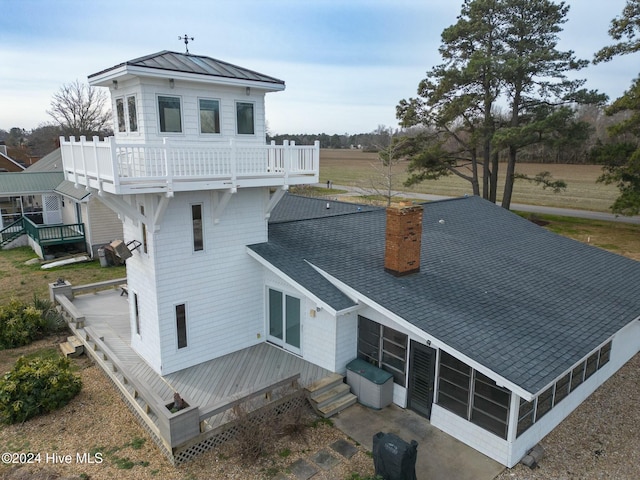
[32,295,67,335]
[0,355,82,424]
[0,298,47,349]
[0,297,67,349]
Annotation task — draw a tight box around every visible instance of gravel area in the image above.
[0,346,375,480]
[0,339,638,480]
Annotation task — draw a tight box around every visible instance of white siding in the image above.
[124,213,162,372]
[59,197,78,224]
[129,188,269,374]
[86,197,124,256]
[431,404,511,465]
[87,197,123,245]
[110,77,268,146]
[335,311,357,372]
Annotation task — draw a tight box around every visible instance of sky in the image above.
[1,0,638,135]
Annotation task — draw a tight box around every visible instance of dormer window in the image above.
[158,95,182,133]
[236,101,255,135]
[199,98,220,134]
[116,95,138,133]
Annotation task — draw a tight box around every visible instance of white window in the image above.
[116,98,126,132]
[158,95,182,133]
[199,98,220,134]
[115,95,138,133]
[236,101,255,135]
[127,95,138,132]
[191,204,203,251]
[176,303,188,349]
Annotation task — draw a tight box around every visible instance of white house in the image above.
[59,50,640,468]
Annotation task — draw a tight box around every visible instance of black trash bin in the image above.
[372,431,418,480]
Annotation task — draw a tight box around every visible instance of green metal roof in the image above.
[0,172,64,195]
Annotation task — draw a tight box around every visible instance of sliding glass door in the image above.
[268,288,301,354]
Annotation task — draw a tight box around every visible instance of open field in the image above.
[320,149,621,212]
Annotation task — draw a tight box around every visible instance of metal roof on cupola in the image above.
[88,50,285,91]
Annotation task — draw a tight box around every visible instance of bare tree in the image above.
[364,126,409,206]
[47,80,112,138]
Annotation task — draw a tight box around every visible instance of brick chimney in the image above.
[384,203,423,276]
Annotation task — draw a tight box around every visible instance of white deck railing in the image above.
[60,136,319,194]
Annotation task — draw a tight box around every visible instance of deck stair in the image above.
[59,335,84,357]
[305,373,356,418]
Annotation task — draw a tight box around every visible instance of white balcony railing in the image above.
[60,136,320,195]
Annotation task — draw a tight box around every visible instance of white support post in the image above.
[109,137,120,191]
[282,140,290,185]
[212,188,236,224]
[152,194,171,232]
[230,138,237,188]
[92,136,102,193]
[265,186,288,219]
[163,138,173,195]
[79,136,88,188]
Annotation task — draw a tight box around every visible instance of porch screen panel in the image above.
[471,372,510,439]
[357,316,380,365]
[437,351,471,418]
[381,327,407,386]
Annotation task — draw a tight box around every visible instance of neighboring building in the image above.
[0,149,123,257]
[0,144,26,172]
[59,50,640,468]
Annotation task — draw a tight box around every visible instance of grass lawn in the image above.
[0,247,126,305]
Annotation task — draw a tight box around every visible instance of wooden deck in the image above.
[69,289,330,457]
[72,289,329,407]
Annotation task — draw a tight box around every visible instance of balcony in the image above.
[60,137,320,195]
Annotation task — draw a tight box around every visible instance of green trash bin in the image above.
[346,358,394,409]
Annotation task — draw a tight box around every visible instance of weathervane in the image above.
[178,34,194,54]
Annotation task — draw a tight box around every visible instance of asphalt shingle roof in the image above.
[249,194,640,395]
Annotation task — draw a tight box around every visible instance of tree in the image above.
[28,123,63,157]
[364,126,409,206]
[397,0,602,209]
[47,79,112,138]
[593,0,640,215]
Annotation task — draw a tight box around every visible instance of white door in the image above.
[42,194,62,225]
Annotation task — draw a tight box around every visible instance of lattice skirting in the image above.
[172,391,310,465]
[94,365,310,466]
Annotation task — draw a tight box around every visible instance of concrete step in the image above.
[318,392,357,418]
[305,373,345,399]
[312,382,352,409]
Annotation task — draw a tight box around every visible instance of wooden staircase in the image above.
[59,335,84,357]
[305,373,357,418]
